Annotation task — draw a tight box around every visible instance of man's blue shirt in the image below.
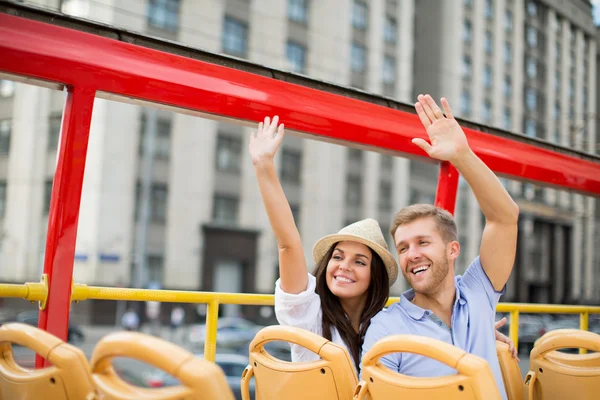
[361,256,507,400]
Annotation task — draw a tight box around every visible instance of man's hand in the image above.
[494,317,519,361]
[413,94,471,163]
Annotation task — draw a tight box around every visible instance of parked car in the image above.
[0,310,85,344]
[188,317,263,348]
[145,353,254,400]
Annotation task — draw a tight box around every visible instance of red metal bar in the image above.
[35,86,95,368]
[435,162,459,214]
[0,14,598,196]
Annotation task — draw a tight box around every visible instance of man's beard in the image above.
[404,255,451,295]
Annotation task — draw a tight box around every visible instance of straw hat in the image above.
[312,218,398,286]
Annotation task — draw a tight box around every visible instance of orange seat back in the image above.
[90,331,234,400]
[525,329,600,400]
[0,322,97,400]
[496,341,524,400]
[241,325,358,400]
[355,334,502,400]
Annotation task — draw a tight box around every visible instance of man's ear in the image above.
[447,240,460,261]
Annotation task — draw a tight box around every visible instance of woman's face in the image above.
[325,241,372,301]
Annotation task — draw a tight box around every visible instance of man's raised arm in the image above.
[414,95,519,291]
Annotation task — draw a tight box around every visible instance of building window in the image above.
[483,65,492,88]
[151,184,168,222]
[378,181,392,211]
[463,20,472,43]
[280,148,302,183]
[48,114,62,151]
[526,88,537,110]
[555,70,561,91]
[485,0,493,19]
[288,0,308,24]
[504,10,513,32]
[484,30,493,54]
[526,1,537,17]
[352,1,368,30]
[568,79,574,98]
[382,56,396,85]
[348,148,363,162]
[286,41,307,73]
[146,254,164,284]
[555,42,561,62]
[526,26,537,47]
[215,134,242,173]
[0,80,15,98]
[346,176,362,206]
[482,99,491,122]
[504,75,512,99]
[460,90,471,115]
[504,41,512,64]
[524,119,536,137]
[503,107,512,130]
[351,43,366,72]
[222,17,248,57]
[0,181,5,217]
[0,120,11,154]
[462,55,472,78]
[554,102,560,121]
[384,16,397,43]
[464,0,473,7]
[147,0,180,32]
[213,195,239,225]
[381,155,393,171]
[139,114,172,159]
[44,180,53,214]
[526,57,537,78]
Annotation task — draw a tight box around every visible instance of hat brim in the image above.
[312,233,398,287]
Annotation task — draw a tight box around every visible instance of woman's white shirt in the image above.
[274,273,355,373]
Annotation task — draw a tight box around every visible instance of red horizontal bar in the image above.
[0,13,598,196]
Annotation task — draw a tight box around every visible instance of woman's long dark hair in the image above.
[312,242,390,372]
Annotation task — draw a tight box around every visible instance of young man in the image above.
[361,95,519,400]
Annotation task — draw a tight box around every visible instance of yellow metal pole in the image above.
[509,310,519,353]
[580,312,589,354]
[203,300,219,363]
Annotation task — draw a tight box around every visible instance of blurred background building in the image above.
[0,0,597,324]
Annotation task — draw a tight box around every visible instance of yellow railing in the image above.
[1,282,599,360]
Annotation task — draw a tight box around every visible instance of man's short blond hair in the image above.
[390,204,458,243]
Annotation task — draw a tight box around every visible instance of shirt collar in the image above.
[399,283,466,321]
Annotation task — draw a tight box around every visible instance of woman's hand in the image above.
[494,317,519,361]
[249,116,285,166]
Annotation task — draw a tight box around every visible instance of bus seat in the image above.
[496,341,524,400]
[533,328,600,368]
[0,322,97,400]
[524,329,600,400]
[355,334,502,400]
[241,325,357,400]
[90,331,234,400]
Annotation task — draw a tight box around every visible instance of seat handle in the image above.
[531,329,600,358]
[0,323,64,361]
[241,364,253,400]
[249,325,330,356]
[361,335,470,373]
[90,332,194,381]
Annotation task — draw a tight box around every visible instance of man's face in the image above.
[394,217,457,295]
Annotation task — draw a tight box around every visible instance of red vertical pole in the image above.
[434,161,459,215]
[36,86,95,368]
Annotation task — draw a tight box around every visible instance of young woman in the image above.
[249,116,517,373]
[249,116,397,373]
